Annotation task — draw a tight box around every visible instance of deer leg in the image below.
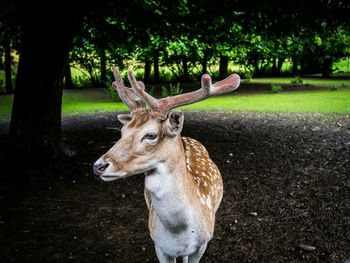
[182,256,188,263]
[188,242,207,263]
[155,245,176,263]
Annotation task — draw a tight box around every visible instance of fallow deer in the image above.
[93,67,240,263]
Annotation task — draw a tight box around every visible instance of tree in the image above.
[4,32,12,94]
[299,26,350,76]
[9,0,81,157]
[0,1,19,95]
[64,59,75,90]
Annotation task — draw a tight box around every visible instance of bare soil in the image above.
[0,111,349,263]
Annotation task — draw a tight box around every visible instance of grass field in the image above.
[181,89,350,113]
[1,88,350,120]
[248,77,350,86]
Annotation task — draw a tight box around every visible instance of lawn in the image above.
[248,77,350,86]
[181,89,350,113]
[62,89,128,115]
[1,88,350,120]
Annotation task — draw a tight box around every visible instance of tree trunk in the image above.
[292,56,299,74]
[219,55,228,79]
[4,33,13,95]
[201,51,208,75]
[182,56,188,81]
[153,50,160,83]
[271,58,277,75]
[321,58,332,77]
[0,49,3,69]
[64,59,75,89]
[253,60,260,76]
[9,1,79,158]
[100,49,107,87]
[88,69,99,88]
[144,59,151,83]
[201,58,207,75]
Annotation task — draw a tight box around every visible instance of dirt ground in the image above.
[0,111,349,263]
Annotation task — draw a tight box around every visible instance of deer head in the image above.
[93,67,240,181]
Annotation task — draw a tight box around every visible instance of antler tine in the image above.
[151,73,241,118]
[111,66,144,112]
[127,70,159,110]
[211,73,241,94]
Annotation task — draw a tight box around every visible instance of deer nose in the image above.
[93,160,109,175]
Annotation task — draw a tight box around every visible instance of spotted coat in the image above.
[182,137,223,214]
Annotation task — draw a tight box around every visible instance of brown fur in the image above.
[182,137,223,212]
[127,109,151,128]
[144,136,223,237]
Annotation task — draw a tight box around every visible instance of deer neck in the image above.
[144,135,192,221]
[145,135,187,197]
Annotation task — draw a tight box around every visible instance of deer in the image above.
[93,67,240,263]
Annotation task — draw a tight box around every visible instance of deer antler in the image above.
[112,67,240,118]
[127,70,240,119]
[111,66,146,111]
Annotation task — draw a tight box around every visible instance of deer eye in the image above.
[142,132,158,141]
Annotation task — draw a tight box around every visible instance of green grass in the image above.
[180,90,350,113]
[249,77,350,86]
[62,89,127,115]
[0,94,13,119]
[1,89,350,120]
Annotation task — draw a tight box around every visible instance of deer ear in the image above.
[117,114,132,125]
[166,110,184,137]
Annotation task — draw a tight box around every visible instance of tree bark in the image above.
[0,49,3,69]
[182,56,188,81]
[4,33,13,95]
[201,53,208,75]
[64,59,75,89]
[219,55,228,79]
[292,56,299,74]
[100,49,107,87]
[153,50,160,83]
[9,1,79,158]
[144,59,151,83]
[321,58,332,77]
[271,58,277,75]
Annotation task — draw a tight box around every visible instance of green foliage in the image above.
[105,85,120,102]
[3,0,350,91]
[147,86,157,97]
[0,70,16,94]
[290,76,304,85]
[271,84,283,93]
[72,75,92,88]
[163,36,204,79]
[63,0,350,85]
[159,69,175,83]
[333,57,350,73]
[161,83,183,97]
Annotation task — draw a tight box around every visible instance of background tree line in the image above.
[0,0,349,158]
